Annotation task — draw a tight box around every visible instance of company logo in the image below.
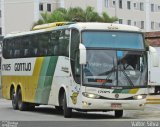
[115,94,119,99]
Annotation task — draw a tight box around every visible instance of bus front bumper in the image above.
[80,97,146,111]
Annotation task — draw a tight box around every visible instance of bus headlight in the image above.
[133,95,147,100]
[82,92,100,99]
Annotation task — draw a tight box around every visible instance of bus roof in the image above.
[4,22,142,39]
[69,22,142,32]
[32,22,74,30]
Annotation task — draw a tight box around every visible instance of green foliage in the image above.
[33,6,118,26]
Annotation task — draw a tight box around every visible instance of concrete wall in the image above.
[2,0,39,35]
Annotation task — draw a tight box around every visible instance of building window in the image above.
[119,19,123,24]
[140,2,144,11]
[158,6,160,11]
[127,1,131,10]
[119,0,122,9]
[105,0,109,8]
[141,21,144,29]
[134,21,137,26]
[127,20,131,25]
[151,22,154,29]
[39,3,43,11]
[134,3,136,8]
[0,27,2,35]
[113,0,116,6]
[47,4,51,12]
[151,4,154,12]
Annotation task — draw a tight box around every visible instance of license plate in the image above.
[111,103,122,109]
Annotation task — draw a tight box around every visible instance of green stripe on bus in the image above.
[35,57,50,103]
[112,89,122,93]
[121,89,130,93]
[35,56,58,104]
[41,56,58,104]
[112,89,138,94]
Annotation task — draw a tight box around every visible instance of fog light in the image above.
[139,104,145,107]
[82,101,88,107]
[133,95,147,100]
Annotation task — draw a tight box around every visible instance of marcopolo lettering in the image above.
[14,63,31,71]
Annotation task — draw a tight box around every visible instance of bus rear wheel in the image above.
[11,88,18,110]
[63,93,72,118]
[17,89,28,111]
[115,110,123,118]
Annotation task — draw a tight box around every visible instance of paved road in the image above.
[0,88,2,99]
[0,92,160,127]
[0,99,160,127]
[0,99,160,121]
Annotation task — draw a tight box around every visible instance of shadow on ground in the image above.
[27,106,121,119]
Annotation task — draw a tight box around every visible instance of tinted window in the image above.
[2,30,70,59]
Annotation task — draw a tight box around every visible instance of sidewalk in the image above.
[146,95,160,104]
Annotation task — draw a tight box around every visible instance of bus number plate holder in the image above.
[111,103,122,109]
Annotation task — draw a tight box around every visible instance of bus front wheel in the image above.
[11,88,18,110]
[115,110,123,118]
[63,93,72,118]
[17,89,28,111]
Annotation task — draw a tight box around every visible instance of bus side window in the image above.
[51,30,60,56]
[58,29,70,57]
[70,29,80,83]
[36,33,50,57]
[3,39,10,59]
[32,35,39,57]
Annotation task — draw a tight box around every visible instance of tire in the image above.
[55,106,63,112]
[17,89,28,111]
[11,88,18,110]
[115,110,123,118]
[28,103,35,111]
[63,93,72,118]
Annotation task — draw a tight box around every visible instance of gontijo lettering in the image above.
[14,62,31,71]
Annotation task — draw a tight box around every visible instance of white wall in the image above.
[2,0,39,35]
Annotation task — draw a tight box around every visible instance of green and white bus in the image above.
[2,22,148,118]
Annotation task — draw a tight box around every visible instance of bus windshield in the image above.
[82,31,144,49]
[82,50,147,87]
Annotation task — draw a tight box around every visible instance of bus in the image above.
[1,22,149,118]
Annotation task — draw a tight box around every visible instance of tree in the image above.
[84,6,101,22]
[33,6,117,26]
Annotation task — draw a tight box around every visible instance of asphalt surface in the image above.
[0,99,160,127]
[0,88,2,99]
[0,89,160,127]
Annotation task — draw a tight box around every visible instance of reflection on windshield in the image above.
[83,50,147,87]
[82,31,144,49]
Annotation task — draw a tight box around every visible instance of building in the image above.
[0,0,39,36]
[145,31,160,46]
[39,0,160,32]
[1,0,160,36]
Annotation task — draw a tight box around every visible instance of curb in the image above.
[146,101,160,104]
[146,96,160,104]
[146,98,160,104]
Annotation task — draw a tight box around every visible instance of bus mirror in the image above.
[149,46,159,67]
[79,43,86,64]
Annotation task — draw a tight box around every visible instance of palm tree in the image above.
[67,7,85,22]
[102,12,118,23]
[33,6,118,27]
[84,6,101,22]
